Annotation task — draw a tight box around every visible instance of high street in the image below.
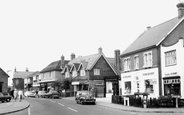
[8,97,183,115]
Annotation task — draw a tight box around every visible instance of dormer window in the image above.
[80,70,85,76]
[94,68,100,75]
[72,71,77,77]
[65,72,70,78]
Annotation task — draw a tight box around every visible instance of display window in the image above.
[124,81,131,94]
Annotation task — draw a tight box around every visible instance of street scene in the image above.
[1,0,184,115]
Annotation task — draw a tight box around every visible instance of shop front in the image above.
[121,68,159,98]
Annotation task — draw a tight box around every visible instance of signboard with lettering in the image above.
[165,72,178,77]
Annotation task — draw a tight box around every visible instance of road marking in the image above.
[28,107,31,115]
[68,107,78,112]
[49,100,55,103]
[58,103,65,106]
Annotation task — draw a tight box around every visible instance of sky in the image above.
[0,0,180,86]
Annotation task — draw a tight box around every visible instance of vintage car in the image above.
[37,91,47,98]
[0,92,11,103]
[25,91,36,98]
[75,90,96,105]
[45,90,60,99]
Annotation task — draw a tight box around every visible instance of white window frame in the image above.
[123,57,131,71]
[94,68,100,75]
[72,71,77,77]
[65,72,69,78]
[143,51,152,68]
[165,50,176,66]
[134,55,139,70]
[80,70,85,76]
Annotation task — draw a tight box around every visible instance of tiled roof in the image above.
[0,68,9,77]
[68,53,101,70]
[121,17,181,56]
[13,71,35,79]
[106,58,121,76]
[70,63,80,72]
[26,71,40,78]
[40,60,69,73]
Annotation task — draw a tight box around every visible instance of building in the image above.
[39,59,69,92]
[160,2,184,98]
[62,48,120,97]
[0,68,9,93]
[13,68,35,90]
[120,2,184,98]
[24,71,40,91]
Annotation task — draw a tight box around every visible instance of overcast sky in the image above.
[0,0,180,85]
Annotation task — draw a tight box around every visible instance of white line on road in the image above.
[58,103,65,106]
[130,112,136,114]
[28,107,31,115]
[68,107,78,112]
[49,100,55,103]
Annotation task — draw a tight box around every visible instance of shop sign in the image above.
[143,72,154,76]
[123,75,131,79]
[165,72,178,77]
[72,81,79,85]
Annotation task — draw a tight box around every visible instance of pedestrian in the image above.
[14,89,18,101]
[35,90,38,97]
[18,89,23,102]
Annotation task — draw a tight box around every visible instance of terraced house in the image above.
[120,1,184,99]
[61,48,120,97]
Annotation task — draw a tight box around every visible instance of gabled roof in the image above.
[78,62,88,71]
[68,53,101,70]
[61,65,71,73]
[70,63,80,72]
[40,60,69,73]
[0,68,9,78]
[106,58,121,76]
[121,17,183,56]
[13,71,35,79]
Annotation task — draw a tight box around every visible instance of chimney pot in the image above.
[61,55,65,68]
[71,53,75,60]
[98,47,102,54]
[177,2,184,18]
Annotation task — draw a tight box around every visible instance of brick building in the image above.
[0,68,9,93]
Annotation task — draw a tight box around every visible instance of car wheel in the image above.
[6,98,10,102]
[93,102,96,105]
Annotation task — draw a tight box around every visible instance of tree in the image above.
[61,79,71,91]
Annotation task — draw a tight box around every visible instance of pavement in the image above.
[0,94,184,114]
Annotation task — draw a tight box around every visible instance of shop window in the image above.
[124,81,131,94]
[145,80,154,93]
[164,78,180,96]
[165,50,176,66]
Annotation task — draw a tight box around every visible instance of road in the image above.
[9,98,183,115]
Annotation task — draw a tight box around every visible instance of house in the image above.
[39,58,69,92]
[62,48,120,97]
[24,71,40,91]
[120,1,184,98]
[13,68,35,90]
[0,68,9,93]
[160,2,184,98]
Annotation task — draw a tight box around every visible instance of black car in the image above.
[0,92,11,103]
[75,91,96,105]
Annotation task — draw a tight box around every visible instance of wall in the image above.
[0,75,8,93]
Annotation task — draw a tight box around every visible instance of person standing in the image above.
[14,89,18,101]
[18,89,23,102]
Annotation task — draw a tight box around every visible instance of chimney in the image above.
[71,53,76,60]
[177,1,184,18]
[114,50,121,71]
[98,47,102,54]
[26,68,29,72]
[61,55,65,69]
[14,67,16,72]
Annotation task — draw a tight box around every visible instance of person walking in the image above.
[14,89,18,101]
[18,89,23,102]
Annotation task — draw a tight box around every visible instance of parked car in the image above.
[75,90,96,105]
[46,90,60,99]
[38,91,47,98]
[24,91,36,98]
[0,92,11,103]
